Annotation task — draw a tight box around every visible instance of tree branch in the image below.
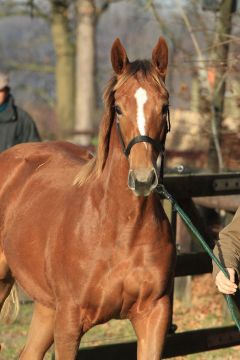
[0,0,50,20]
[146,0,177,47]
[96,0,123,18]
[175,0,225,171]
[4,61,54,73]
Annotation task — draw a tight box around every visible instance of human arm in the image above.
[212,207,240,294]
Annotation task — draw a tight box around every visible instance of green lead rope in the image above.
[156,184,240,331]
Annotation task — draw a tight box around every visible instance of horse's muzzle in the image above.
[128,168,158,196]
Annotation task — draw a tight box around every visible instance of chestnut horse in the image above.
[0,37,175,359]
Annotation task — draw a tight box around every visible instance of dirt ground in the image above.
[0,274,240,359]
[172,274,240,359]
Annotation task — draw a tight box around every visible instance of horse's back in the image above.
[0,140,92,189]
[0,140,92,170]
[0,141,93,307]
[0,141,93,224]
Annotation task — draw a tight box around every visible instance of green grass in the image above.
[81,319,136,348]
[0,303,40,359]
[0,304,136,359]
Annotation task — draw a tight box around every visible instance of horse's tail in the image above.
[0,283,20,324]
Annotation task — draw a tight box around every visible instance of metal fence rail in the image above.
[77,326,240,359]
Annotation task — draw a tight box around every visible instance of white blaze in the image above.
[134,87,148,135]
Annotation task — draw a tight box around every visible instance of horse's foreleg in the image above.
[19,302,55,360]
[54,303,82,360]
[131,295,171,360]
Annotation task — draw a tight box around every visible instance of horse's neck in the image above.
[92,123,164,250]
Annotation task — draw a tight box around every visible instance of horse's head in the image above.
[111,37,170,197]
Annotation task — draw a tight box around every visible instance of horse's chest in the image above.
[79,260,162,321]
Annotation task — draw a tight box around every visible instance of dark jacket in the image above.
[0,95,41,152]
[212,206,240,279]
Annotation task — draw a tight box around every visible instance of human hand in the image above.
[215,268,238,295]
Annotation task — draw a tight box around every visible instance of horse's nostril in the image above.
[148,169,157,186]
[148,169,158,188]
[128,170,136,190]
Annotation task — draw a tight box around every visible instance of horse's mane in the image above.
[74,60,167,186]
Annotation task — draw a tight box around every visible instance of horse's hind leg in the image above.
[19,302,55,360]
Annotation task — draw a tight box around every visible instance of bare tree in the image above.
[208,0,235,171]
[51,0,75,136]
[147,0,237,172]
[0,0,75,136]
[75,0,96,145]
[74,0,123,145]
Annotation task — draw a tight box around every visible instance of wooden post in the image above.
[163,199,177,331]
[174,215,192,306]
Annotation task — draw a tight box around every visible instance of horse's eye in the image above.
[115,105,122,116]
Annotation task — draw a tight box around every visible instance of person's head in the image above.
[0,72,10,105]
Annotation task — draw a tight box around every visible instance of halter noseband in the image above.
[115,107,171,183]
[116,122,165,157]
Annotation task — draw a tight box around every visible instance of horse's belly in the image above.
[3,230,55,308]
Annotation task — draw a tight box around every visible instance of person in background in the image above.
[0,71,41,152]
[213,207,240,295]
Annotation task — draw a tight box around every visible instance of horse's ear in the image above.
[152,37,168,81]
[111,38,129,75]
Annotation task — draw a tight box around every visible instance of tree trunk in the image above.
[51,0,75,137]
[208,0,234,171]
[75,0,96,146]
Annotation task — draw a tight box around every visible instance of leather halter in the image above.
[115,107,170,157]
[115,107,171,182]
